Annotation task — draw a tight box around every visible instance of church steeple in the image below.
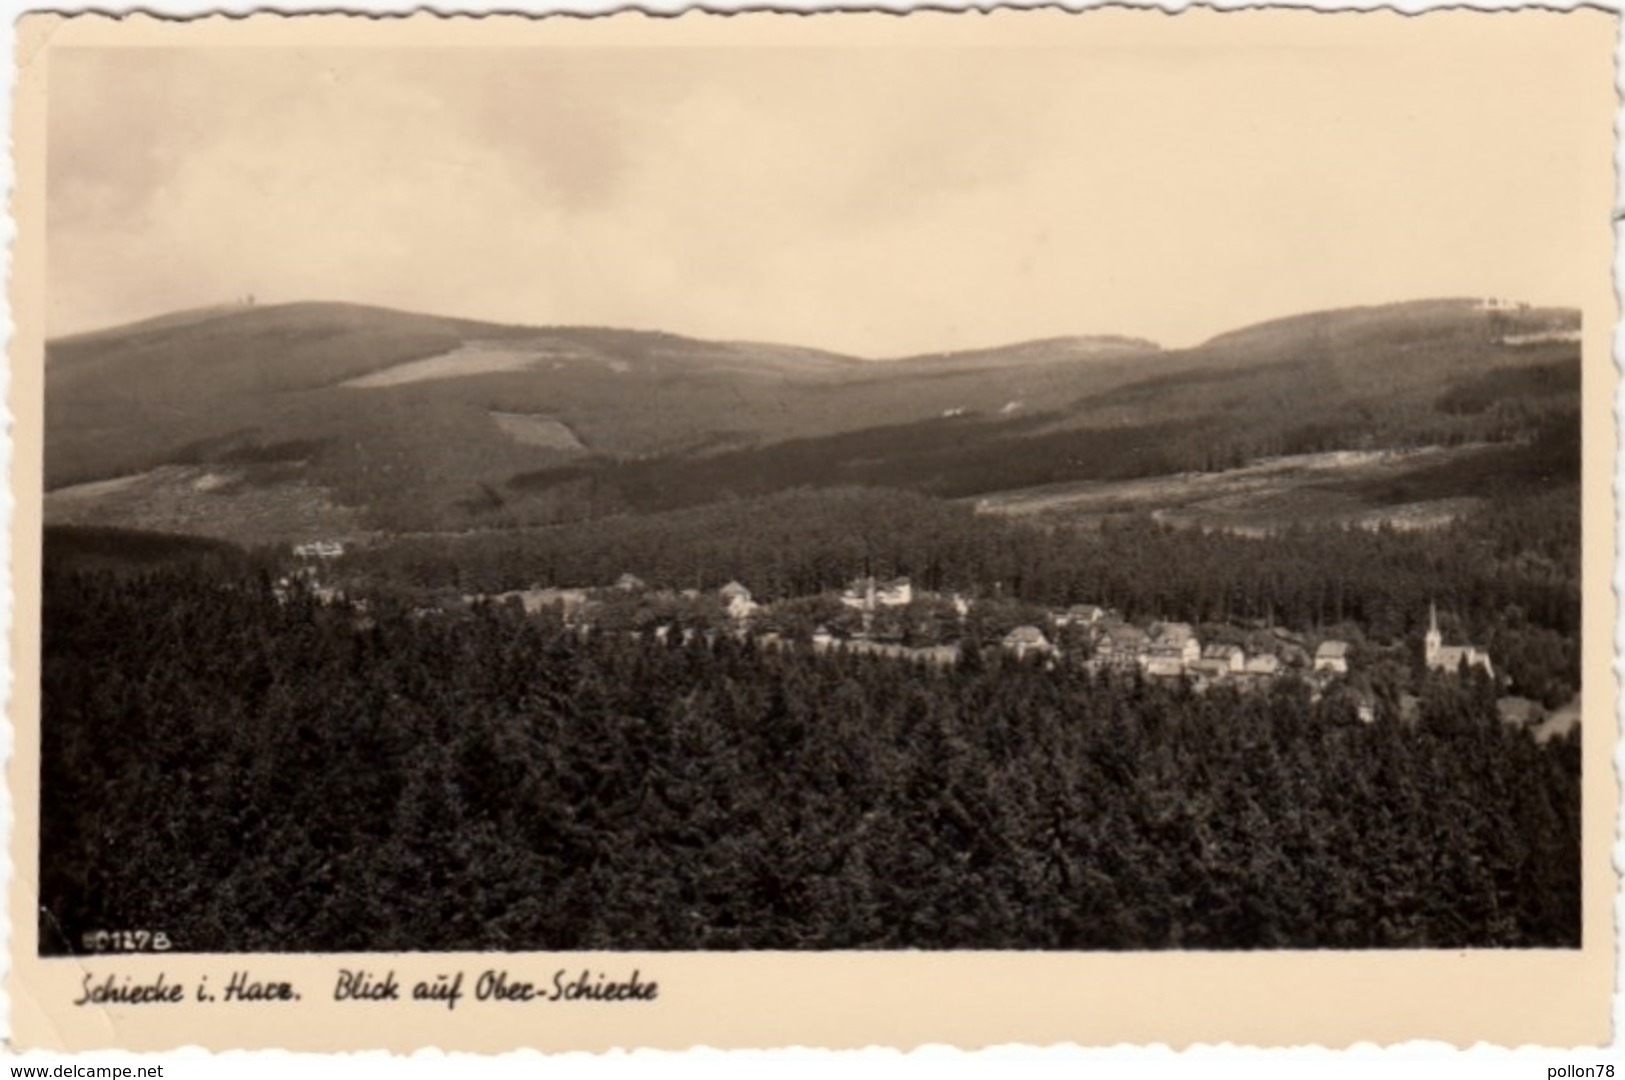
[1425,601,1442,663]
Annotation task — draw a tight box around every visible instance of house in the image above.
[614,573,647,592]
[840,577,913,611]
[1153,621,1195,645]
[1424,602,1494,678]
[916,645,961,667]
[1141,646,1186,679]
[1002,625,1053,659]
[1430,644,1494,678]
[533,588,590,616]
[494,587,591,617]
[1201,643,1246,674]
[1097,623,1150,668]
[1055,604,1106,628]
[1244,653,1282,676]
[293,539,345,560]
[719,581,759,621]
[1187,658,1233,681]
[1313,641,1350,674]
[1152,622,1201,663]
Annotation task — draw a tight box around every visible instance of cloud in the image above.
[46,23,1608,354]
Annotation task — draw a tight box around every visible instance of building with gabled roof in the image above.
[1141,647,1187,679]
[1152,622,1201,663]
[293,539,345,560]
[1424,602,1493,678]
[1002,625,1053,659]
[1056,604,1107,628]
[840,576,913,611]
[1314,641,1350,674]
[1153,621,1195,644]
[1187,658,1233,681]
[719,581,759,621]
[1244,653,1282,676]
[1097,623,1150,668]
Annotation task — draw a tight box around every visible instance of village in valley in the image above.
[285,539,1504,727]
[36,25,1596,965]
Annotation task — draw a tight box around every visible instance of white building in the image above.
[1152,622,1201,664]
[1201,643,1246,674]
[293,539,345,560]
[1141,645,1187,679]
[1313,641,1350,674]
[840,576,913,611]
[1424,602,1494,678]
[1244,653,1282,676]
[1055,604,1107,628]
[719,581,759,621]
[1002,625,1053,659]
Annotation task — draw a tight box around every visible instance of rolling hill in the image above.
[44,298,1580,540]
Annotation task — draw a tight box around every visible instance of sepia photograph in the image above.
[9,6,1618,1052]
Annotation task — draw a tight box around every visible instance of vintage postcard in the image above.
[7,7,1618,1052]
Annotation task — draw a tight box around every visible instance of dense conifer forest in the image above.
[35,68,1592,964]
[40,483,1582,953]
[346,483,1581,706]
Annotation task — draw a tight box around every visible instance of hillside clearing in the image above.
[488,411,587,450]
[44,464,367,543]
[970,445,1498,533]
[341,341,557,388]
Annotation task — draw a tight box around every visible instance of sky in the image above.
[46,14,1613,356]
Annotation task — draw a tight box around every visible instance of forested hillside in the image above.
[41,567,1579,953]
[45,298,1579,536]
[338,483,1579,706]
[39,296,1587,956]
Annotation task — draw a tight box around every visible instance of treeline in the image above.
[41,568,1579,953]
[42,524,257,577]
[499,402,1576,522]
[346,482,1581,703]
[491,342,1576,523]
[507,413,1222,513]
[346,483,1579,638]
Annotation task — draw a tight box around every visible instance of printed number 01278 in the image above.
[81,930,172,952]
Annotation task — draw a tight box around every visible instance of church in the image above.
[1424,602,1494,678]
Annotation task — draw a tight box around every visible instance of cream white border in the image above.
[5,7,1618,1054]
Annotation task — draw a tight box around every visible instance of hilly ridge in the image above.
[45,298,1580,539]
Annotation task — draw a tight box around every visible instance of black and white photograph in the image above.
[23,5,1610,1000]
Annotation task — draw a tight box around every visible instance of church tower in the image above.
[1425,601,1442,666]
